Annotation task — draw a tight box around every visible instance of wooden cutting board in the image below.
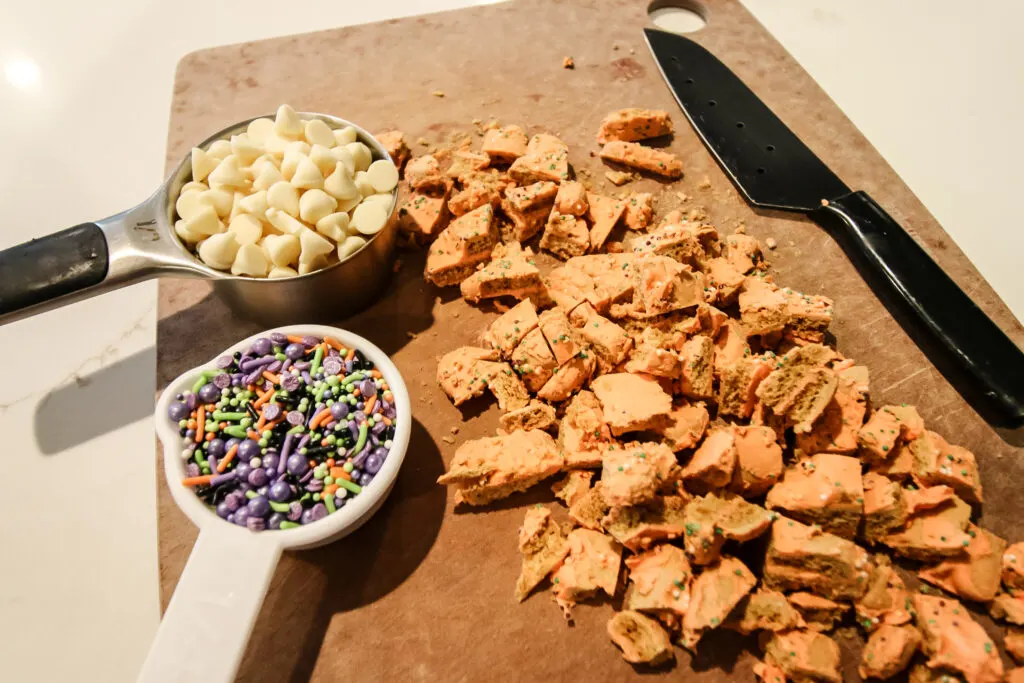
[157,1,1024,680]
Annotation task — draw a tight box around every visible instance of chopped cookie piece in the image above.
[606,610,675,666]
[515,506,571,601]
[859,624,920,680]
[436,346,500,405]
[569,303,633,371]
[601,442,679,506]
[551,528,623,612]
[1006,629,1024,663]
[730,589,806,635]
[447,171,507,217]
[681,556,757,649]
[508,134,569,184]
[870,442,915,482]
[546,264,612,313]
[554,181,588,216]
[858,404,924,464]
[436,429,563,505]
[918,524,1006,602]
[624,338,681,378]
[374,130,410,170]
[405,154,446,191]
[569,253,637,303]
[913,593,1004,683]
[682,493,773,564]
[536,352,595,402]
[763,630,842,683]
[681,429,738,492]
[908,661,965,683]
[717,356,773,419]
[559,390,613,468]
[552,470,594,508]
[625,543,692,615]
[787,592,849,632]
[702,259,744,307]
[884,494,972,561]
[755,344,839,433]
[600,140,683,179]
[657,401,710,452]
[763,517,870,600]
[623,192,654,231]
[1011,669,1024,683]
[909,431,984,504]
[586,192,627,250]
[679,334,715,399]
[856,556,913,631]
[505,181,558,213]
[765,453,864,538]
[1005,542,1024,590]
[481,125,528,162]
[460,243,546,303]
[511,327,559,393]
[540,212,590,260]
[723,232,762,273]
[629,256,704,317]
[484,298,540,359]
[445,150,490,180]
[424,204,498,286]
[538,308,584,366]
[602,495,689,551]
[569,482,610,530]
[753,661,790,683]
[500,200,548,242]
[862,472,909,543]
[739,278,789,335]
[795,364,869,455]
[597,108,674,144]
[591,373,672,436]
[633,221,706,267]
[713,318,752,373]
[904,485,957,516]
[398,190,449,245]
[993,593,1024,625]
[499,399,557,434]
[485,362,530,411]
[729,425,784,496]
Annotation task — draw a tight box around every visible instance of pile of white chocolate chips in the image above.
[382,107,1021,682]
[174,104,398,278]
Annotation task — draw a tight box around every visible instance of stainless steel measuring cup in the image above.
[0,114,399,326]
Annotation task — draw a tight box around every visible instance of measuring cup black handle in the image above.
[0,224,110,317]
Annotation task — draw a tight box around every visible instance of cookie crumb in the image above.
[563,56,575,69]
[676,191,691,203]
[734,224,747,235]
[766,237,778,250]
[432,90,446,98]
[406,331,418,340]
[442,435,456,444]
[605,170,634,186]
[417,137,429,146]
[698,177,712,190]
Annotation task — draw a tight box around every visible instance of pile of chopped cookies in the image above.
[387,108,1021,681]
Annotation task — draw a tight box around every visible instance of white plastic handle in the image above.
[136,525,282,683]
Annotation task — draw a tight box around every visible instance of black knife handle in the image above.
[809,191,1024,429]
[0,223,109,317]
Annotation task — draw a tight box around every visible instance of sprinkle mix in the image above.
[168,332,397,530]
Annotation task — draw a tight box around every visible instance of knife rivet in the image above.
[736,122,745,128]
[766,145,775,152]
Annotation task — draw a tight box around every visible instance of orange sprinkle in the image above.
[370,370,382,379]
[309,408,332,430]
[320,439,329,447]
[352,388,361,398]
[323,484,339,496]
[205,433,215,442]
[262,371,281,384]
[217,443,240,473]
[364,396,377,415]
[287,335,305,344]
[309,459,316,468]
[181,475,214,487]
[326,458,335,468]
[219,422,227,429]
[195,407,205,443]
[253,387,275,409]
[247,430,260,441]
[382,417,392,426]
[187,419,197,430]
[255,413,267,431]
[380,383,390,392]
[325,337,344,351]
[335,470,352,481]
[345,348,356,361]
[382,391,393,402]
[265,418,284,431]
[330,466,347,479]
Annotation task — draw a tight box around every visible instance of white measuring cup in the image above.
[141,324,411,683]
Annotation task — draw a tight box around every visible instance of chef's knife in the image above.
[644,28,1024,431]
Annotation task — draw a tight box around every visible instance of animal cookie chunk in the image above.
[424,204,497,286]
[763,517,870,601]
[681,556,757,649]
[763,630,842,683]
[601,442,678,506]
[484,298,540,359]
[436,346,500,405]
[599,140,682,179]
[551,528,623,613]
[515,505,571,601]
[460,243,546,303]
[625,544,692,615]
[606,610,674,666]
[597,108,674,144]
[913,593,1004,683]
[590,373,672,436]
[859,624,921,680]
[764,453,864,539]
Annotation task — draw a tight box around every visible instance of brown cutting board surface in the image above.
[157,0,1024,680]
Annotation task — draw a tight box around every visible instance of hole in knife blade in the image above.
[736,122,744,128]
[648,1,708,34]
[684,78,694,85]
[756,167,766,174]
[766,145,775,152]
[708,100,717,107]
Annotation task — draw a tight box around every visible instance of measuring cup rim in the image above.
[158,112,399,283]
[154,324,412,550]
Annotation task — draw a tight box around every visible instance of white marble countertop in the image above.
[1,1,1021,680]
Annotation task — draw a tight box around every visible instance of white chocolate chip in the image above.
[184,205,222,237]
[207,155,247,189]
[291,157,324,190]
[304,119,335,147]
[238,190,268,216]
[298,254,329,276]
[365,159,399,192]
[264,133,290,159]
[345,142,372,172]
[309,144,338,176]
[198,231,240,270]
[198,188,234,218]
[354,171,376,197]
[252,163,284,192]
[230,134,262,165]
[324,162,359,201]
[284,140,311,157]
[250,154,280,172]
[362,192,394,210]
[337,235,367,260]
[180,181,209,195]
[330,146,356,175]
[336,193,364,213]
[299,227,334,264]
[190,147,219,183]
[333,126,358,146]
[175,190,206,221]
[315,212,350,242]
[231,243,270,277]
[350,201,388,236]
[267,265,299,279]
[228,214,264,245]
[266,181,300,217]
[207,139,233,160]
[299,189,338,224]
[261,233,301,267]
[265,207,307,236]
[227,191,248,222]
[274,104,303,139]
[246,117,275,146]
[174,219,202,244]
[280,149,305,182]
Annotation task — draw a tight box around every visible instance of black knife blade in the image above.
[645,28,1024,432]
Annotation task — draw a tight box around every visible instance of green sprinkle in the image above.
[353,423,368,455]
[343,462,354,473]
[310,345,325,375]
[245,490,258,499]
[200,369,226,379]
[324,475,335,486]
[325,495,337,514]
[191,376,208,393]
[269,501,291,513]
[710,617,720,626]
[212,411,247,421]
[279,521,300,530]
[287,425,306,435]
[337,478,363,494]
[342,372,365,384]
[222,425,248,439]
[985,642,993,654]
[734,569,743,576]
